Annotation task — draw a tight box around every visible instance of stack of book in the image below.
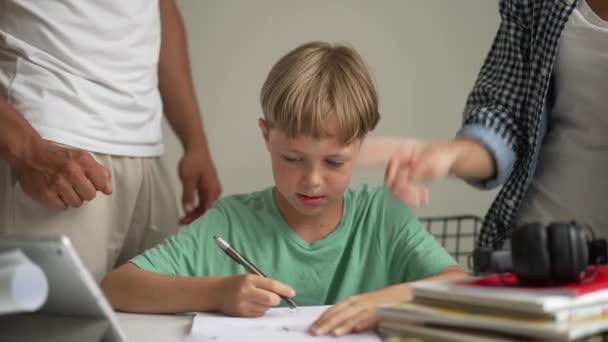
[378,267,608,341]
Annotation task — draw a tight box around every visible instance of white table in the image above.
[117,312,192,341]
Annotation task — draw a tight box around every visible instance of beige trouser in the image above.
[0,154,179,282]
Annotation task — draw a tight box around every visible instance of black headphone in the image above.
[472,221,608,286]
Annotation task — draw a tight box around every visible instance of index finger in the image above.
[84,160,112,194]
[179,187,206,225]
[255,277,296,299]
[310,299,360,336]
[180,179,212,225]
[384,156,406,190]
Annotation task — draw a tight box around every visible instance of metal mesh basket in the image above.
[419,215,482,270]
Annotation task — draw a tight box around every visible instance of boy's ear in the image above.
[258,118,270,146]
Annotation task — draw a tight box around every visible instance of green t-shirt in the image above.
[131,185,457,306]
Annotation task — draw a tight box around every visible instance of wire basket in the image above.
[419,215,482,270]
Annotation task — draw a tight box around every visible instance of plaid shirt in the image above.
[461,0,579,248]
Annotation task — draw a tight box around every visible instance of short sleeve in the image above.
[386,207,458,283]
[130,207,228,276]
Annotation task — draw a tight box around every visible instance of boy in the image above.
[101,41,466,336]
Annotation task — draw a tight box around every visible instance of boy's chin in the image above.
[293,206,326,217]
[291,199,339,217]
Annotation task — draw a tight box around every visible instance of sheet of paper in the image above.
[185,305,381,341]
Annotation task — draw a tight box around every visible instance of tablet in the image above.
[0,235,126,342]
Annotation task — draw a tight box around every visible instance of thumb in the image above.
[181,177,196,214]
[103,168,112,194]
[409,151,447,183]
[409,160,428,183]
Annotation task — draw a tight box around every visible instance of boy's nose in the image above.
[301,167,322,188]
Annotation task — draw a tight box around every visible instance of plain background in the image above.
[164,0,501,219]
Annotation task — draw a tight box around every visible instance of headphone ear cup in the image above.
[512,222,551,285]
[570,223,589,274]
[548,222,588,284]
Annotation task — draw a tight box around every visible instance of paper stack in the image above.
[378,267,608,341]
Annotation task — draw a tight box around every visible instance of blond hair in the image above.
[260,41,380,144]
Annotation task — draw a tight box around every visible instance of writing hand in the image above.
[219,274,295,318]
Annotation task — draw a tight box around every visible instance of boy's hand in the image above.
[309,285,411,337]
[218,274,296,318]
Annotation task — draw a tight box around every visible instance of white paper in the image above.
[0,249,48,315]
[185,305,381,341]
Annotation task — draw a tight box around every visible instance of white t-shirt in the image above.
[0,0,163,156]
[517,0,608,237]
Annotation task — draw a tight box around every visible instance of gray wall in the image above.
[164,0,501,219]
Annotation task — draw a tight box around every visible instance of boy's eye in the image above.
[283,156,300,163]
[325,160,344,168]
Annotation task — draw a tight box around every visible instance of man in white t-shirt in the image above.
[0,0,221,281]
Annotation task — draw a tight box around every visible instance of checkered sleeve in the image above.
[460,0,534,178]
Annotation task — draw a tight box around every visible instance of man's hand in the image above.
[218,274,296,318]
[157,0,222,224]
[178,148,221,224]
[309,285,410,337]
[12,140,112,209]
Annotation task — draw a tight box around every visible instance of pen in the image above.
[213,235,298,309]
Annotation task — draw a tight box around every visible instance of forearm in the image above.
[0,96,44,167]
[158,0,209,152]
[447,137,496,181]
[101,263,224,314]
[373,266,468,303]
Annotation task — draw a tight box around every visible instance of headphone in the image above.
[472,221,608,286]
